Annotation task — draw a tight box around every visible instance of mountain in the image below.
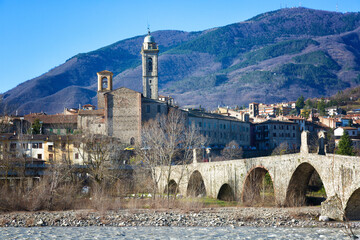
[2,7,360,114]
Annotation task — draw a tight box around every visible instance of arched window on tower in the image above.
[102,77,108,89]
[147,57,153,72]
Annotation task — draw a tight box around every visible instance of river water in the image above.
[0,227,353,239]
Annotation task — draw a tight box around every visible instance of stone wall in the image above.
[141,98,168,123]
[105,88,142,145]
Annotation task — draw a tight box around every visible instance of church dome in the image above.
[144,34,155,43]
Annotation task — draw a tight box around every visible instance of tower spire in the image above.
[141,29,159,100]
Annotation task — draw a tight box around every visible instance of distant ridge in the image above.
[2,7,360,114]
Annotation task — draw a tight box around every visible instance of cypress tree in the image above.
[337,130,354,156]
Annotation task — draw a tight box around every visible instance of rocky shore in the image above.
[0,207,359,228]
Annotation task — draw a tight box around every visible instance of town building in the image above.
[334,126,360,150]
[249,102,259,118]
[217,107,249,122]
[254,120,300,151]
[187,109,251,147]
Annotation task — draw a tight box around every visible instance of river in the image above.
[0,226,353,239]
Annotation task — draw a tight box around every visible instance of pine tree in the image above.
[31,119,42,134]
[296,95,305,109]
[337,130,354,156]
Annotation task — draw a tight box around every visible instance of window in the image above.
[273,133,277,137]
[61,142,66,151]
[49,154,53,161]
[198,122,202,128]
[10,143,16,151]
[157,105,161,113]
[32,143,42,149]
[48,145,53,151]
[204,122,206,128]
[130,137,135,145]
[146,105,150,113]
[37,154,42,160]
[102,77,108,89]
[293,133,295,137]
[274,125,276,129]
[75,153,79,160]
[62,153,66,161]
[293,126,295,130]
[147,57,153,72]
[287,126,289,130]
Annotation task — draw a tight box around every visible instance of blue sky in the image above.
[1,0,360,93]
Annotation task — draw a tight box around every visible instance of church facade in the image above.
[78,31,169,145]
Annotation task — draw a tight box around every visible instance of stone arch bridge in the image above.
[156,132,360,220]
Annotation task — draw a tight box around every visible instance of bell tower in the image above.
[97,70,113,109]
[141,29,159,100]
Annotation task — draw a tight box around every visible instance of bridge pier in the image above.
[321,195,344,220]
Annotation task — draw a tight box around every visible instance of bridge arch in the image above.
[164,179,179,195]
[187,170,206,197]
[242,166,275,206]
[285,162,326,206]
[345,188,360,220]
[217,183,235,201]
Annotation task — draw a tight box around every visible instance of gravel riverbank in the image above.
[0,207,358,228]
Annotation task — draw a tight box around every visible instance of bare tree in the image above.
[77,134,123,182]
[272,142,289,156]
[221,140,243,160]
[136,108,206,202]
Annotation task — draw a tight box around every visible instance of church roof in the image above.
[144,31,155,43]
[97,70,113,75]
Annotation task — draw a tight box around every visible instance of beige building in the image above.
[187,109,251,147]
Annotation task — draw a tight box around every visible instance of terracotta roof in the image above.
[254,119,297,125]
[83,104,95,108]
[0,133,49,141]
[97,70,113,75]
[187,109,246,122]
[78,109,104,116]
[24,114,77,124]
[340,127,358,130]
[286,116,305,120]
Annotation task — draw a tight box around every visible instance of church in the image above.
[78,30,170,145]
[74,30,251,149]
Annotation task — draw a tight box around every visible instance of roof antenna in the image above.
[147,20,150,35]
